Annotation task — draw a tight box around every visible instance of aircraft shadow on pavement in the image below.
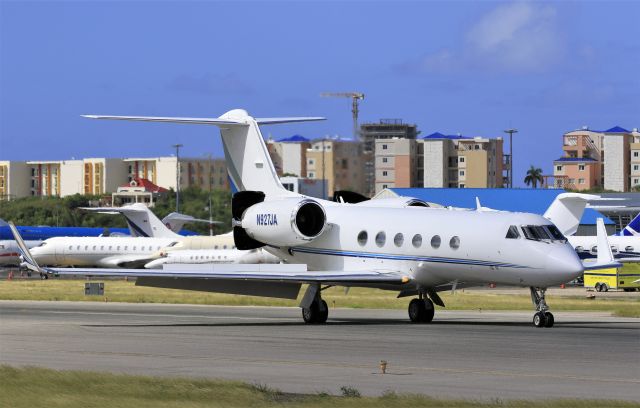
[80,319,638,329]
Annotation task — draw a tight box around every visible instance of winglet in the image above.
[583,218,622,271]
[8,222,47,276]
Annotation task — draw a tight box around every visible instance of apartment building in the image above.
[553,126,639,192]
[266,135,311,177]
[360,119,418,196]
[374,138,417,193]
[124,157,228,192]
[305,139,368,197]
[0,156,229,200]
[0,161,30,200]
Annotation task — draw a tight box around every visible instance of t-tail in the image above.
[80,203,179,238]
[83,110,325,199]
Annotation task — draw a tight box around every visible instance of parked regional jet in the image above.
[11,109,619,328]
[0,209,203,265]
[26,205,234,268]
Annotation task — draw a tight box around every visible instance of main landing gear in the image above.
[408,292,435,323]
[302,297,328,324]
[301,284,328,324]
[530,287,554,328]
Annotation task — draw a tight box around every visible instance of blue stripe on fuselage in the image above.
[287,246,529,269]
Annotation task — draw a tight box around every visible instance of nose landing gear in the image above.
[530,287,554,328]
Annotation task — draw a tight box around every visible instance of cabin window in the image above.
[393,233,404,247]
[133,246,136,251]
[84,246,88,250]
[357,231,368,246]
[412,234,422,248]
[109,246,112,250]
[117,246,120,251]
[506,226,520,239]
[214,245,219,249]
[223,245,228,249]
[431,235,441,248]
[450,236,460,249]
[124,246,128,250]
[77,246,80,250]
[141,246,145,251]
[68,245,72,250]
[625,246,635,252]
[100,246,104,250]
[375,231,386,247]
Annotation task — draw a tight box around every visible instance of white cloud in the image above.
[466,2,562,72]
[397,2,564,75]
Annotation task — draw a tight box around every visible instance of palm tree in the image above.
[524,165,544,188]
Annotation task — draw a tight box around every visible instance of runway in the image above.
[1,301,638,401]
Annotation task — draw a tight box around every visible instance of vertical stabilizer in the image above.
[81,204,180,238]
[543,193,600,236]
[218,110,292,197]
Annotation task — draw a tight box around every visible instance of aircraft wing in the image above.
[44,264,411,285]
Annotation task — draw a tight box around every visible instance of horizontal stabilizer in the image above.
[82,115,325,127]
[81,115,247,126]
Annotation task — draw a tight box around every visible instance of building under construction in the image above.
[360,119,418,196]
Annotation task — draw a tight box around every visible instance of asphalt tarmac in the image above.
[1,300,638,401]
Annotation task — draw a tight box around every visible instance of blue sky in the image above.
[1,1,638,186]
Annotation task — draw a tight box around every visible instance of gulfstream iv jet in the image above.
[11,109,618,328]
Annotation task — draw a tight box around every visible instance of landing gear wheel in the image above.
[544,312,554,328]
[408,298,435,323]
[423,299,435,323]
[317,300,328,323]
[533,312,546,328]
[302,299,328,324]
[408,299,424,323]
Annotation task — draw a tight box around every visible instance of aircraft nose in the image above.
[546,245,584,283]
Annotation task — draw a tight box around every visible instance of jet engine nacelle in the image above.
[240,198,327,247]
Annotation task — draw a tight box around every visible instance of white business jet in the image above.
[12,109,619,327]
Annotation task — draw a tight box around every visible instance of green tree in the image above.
[524,165,544,189]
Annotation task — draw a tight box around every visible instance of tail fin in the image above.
[83,110,324,198]
[543,193,600,236]
[81,203,179,238]
[161,212,221,233]
[8,222,46,275]
[620,212,640,236]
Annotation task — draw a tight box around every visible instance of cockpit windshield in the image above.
[520,225,567,243]
[166,241,179,247]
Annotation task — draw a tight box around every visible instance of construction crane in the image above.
[320,92,365,140]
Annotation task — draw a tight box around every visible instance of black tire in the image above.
[408,299,425,323]
[317,300,328,323]
[544,312,554,328]
[601,283,609,292]
[423,299,435,323]
[533,312,546,328]
[595,283,602,292]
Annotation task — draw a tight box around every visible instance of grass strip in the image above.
[1,366,637,408]
[0,279,638,317]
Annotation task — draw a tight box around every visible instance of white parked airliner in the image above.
[11,109,619,328]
